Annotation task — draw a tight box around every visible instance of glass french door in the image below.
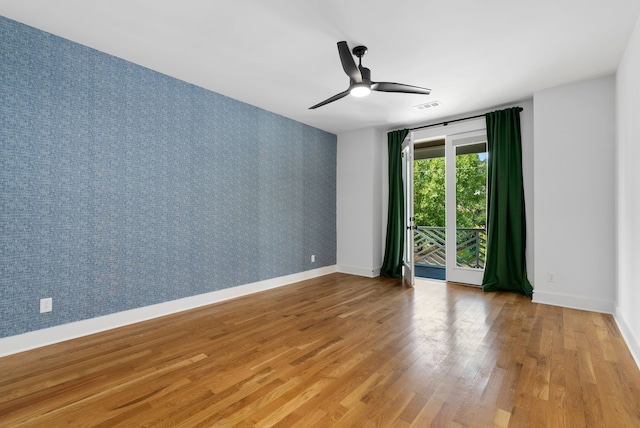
[445,130,488,286]
[401,135,415,286]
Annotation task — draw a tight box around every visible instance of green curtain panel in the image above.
[482,107,533,296]
[381,129,409,278]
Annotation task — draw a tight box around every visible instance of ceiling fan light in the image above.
[350,84,371,97]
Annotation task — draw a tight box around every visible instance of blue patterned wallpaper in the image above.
[0,16,336,338]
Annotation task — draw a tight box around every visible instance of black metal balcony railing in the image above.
[414,226,486,269]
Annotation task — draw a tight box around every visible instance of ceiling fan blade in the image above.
[337,41,362,83]
[308,89,350,109]
[371,82,431,95]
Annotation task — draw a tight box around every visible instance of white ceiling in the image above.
[1,0,640,135]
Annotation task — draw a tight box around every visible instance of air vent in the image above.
[414,101,441,111]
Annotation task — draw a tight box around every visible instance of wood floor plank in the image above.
[1,273,639,427]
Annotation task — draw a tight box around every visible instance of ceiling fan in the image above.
[309,41,431,109]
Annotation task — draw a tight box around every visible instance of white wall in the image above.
[616,14,640,365]
[371,128,385,271]
[533,75,616,313]
[336,127,385,276]
[519,100,535,284]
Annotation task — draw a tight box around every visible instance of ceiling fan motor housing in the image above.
[359,67,372,84]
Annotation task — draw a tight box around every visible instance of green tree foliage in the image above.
[413,154,487,228]
[414,158,445,227]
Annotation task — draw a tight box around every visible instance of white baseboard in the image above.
[614,309,640,370]
[532,290,615,314]
[337,264,380,278]
[0,265,337,358]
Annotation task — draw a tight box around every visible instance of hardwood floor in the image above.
[1,273,639,427]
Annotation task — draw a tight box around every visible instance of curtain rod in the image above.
[408,113,485,131]
[405,106,523,132]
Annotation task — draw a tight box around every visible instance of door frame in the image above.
[410,118,487,285]
[401,135,415,286]
[445,129,488,286]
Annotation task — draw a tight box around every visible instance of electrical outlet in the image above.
[40,297,52,313]
[547,272,555,283]
[311,254,315,263]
